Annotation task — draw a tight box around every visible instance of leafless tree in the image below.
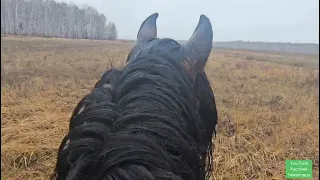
[106,22,118,40]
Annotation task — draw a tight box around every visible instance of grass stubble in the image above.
[1,36,319,180]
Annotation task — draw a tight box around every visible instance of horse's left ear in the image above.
[137,13,159,43]
[183,15,213,78]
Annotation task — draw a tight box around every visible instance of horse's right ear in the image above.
[137,13,159,42]
[182,15,213,79]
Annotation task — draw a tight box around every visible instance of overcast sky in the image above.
[56,0,319,43]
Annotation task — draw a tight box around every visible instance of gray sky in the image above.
[57,0,319,43]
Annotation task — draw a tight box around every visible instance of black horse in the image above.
[53,13,218,180]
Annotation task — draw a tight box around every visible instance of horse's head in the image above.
[126,13,217,158]
[53,13,217,180]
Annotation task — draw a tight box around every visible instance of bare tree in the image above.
[106,22,118,40]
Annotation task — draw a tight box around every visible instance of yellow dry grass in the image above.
[1,36,319,180]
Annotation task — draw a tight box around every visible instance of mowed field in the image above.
[1,36,319,180]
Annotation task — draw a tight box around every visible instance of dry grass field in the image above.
[1,36,319,180]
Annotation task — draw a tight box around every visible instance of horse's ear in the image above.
[137,13,159,42]
[183,15,213,78]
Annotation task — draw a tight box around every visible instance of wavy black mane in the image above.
[53,14,218,180]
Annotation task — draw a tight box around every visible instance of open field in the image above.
[1,36,319,180]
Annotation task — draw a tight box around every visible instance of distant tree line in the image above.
[1,0,118,40]
[213,41,319,55]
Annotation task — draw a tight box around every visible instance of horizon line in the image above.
[118,38,319,45]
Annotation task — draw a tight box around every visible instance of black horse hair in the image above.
[52,37,217,180]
